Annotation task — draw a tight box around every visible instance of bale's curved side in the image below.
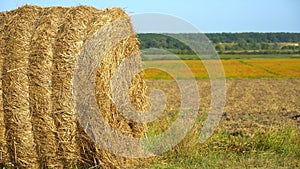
[2,6,42,168]
[0,11,9,166]
[51,6,96,167]
[29,7,66,168]
[93,34,148,168]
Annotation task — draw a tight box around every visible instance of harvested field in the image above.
[145,79,300,133]
[143,78,300,168]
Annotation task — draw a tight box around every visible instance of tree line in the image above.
[137,33,300,55]
[206,32,300,43]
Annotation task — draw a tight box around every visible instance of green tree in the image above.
[215,44,225,54]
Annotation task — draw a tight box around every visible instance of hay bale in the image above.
[0,5,148,168]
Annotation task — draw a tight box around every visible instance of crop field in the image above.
[139,58,300,168]
[142,58,300,79]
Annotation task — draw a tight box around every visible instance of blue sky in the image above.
[0,0,299,33]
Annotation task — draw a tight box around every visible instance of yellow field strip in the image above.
[142,59,300,79]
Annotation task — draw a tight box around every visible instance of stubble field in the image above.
[139,58,300,168]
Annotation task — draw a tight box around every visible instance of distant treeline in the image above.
[137,33,193,55]
[205,32,300,43]
[137,33,300,55]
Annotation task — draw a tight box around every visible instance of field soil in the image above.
[146,78,300,137]
[140,78,299,168]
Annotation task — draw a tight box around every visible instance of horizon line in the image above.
[136,31,300,34]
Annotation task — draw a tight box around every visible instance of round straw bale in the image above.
[0,5,148,168]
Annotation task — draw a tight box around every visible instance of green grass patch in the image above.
[219,54,300,60]
[239,60,279,75]
[239,60,254,66]
[140,125,300,168]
